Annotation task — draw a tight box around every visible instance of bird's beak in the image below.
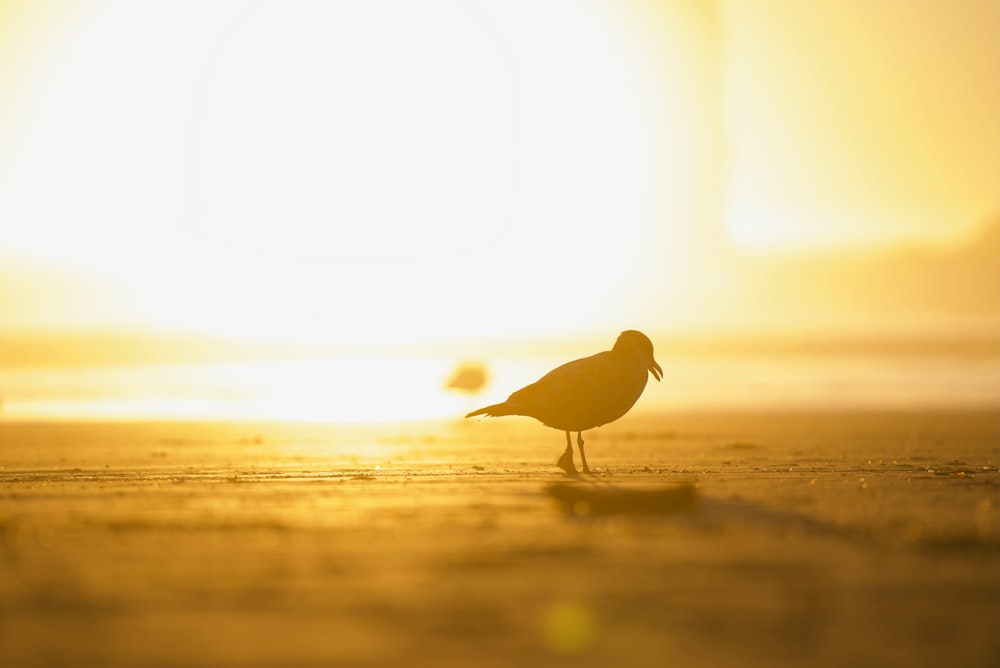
[650,360,662,382]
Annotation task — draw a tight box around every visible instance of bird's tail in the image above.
[465,402,514,418]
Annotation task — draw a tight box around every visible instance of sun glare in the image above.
[0,0,668,346]
[185,0,517,260]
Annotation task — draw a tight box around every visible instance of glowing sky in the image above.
[0,0,997,342]
[724,0,1000,251]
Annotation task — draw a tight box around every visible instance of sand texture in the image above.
[1,411,998,667]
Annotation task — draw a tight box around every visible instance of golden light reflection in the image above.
[0,357,464,423]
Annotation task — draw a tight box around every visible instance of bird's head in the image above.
[614,330,662,381]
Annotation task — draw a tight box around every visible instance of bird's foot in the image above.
[582,466,594,475]
[556,451,578,475]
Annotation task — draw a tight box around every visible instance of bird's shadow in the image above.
[544,481,855,540]
[546,481,698,516]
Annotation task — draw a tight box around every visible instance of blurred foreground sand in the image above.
[1,411,998,667]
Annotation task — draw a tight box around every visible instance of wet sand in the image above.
[1,410,998,667]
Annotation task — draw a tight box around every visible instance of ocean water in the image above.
[1,348,997,421]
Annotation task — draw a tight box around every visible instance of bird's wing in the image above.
[507,352,627,414]
[536,351,616,393]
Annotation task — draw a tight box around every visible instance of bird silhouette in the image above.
[466,330,662,474]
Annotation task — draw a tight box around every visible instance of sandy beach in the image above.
[1,410,997,667]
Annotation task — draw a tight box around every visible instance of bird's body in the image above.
[466,330,662,474]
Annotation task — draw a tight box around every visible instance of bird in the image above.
[465,330,662,474]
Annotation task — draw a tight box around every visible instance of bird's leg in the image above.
[557,430,578,474]
[577,432,592,474]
